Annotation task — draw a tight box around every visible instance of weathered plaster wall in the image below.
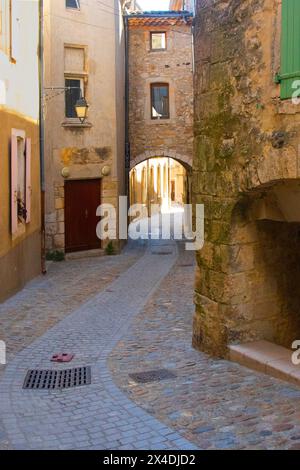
[128,22,194,168]
[193,0,300,356]
[0,0,40,120]
[44,0,125,251]
[0,0,41,301]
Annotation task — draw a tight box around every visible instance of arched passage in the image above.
[194,177,300,357]
[129,156,192,214]
[130,150,192,171]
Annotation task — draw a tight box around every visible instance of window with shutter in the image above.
[11,129,26,234]
[11,130,18,235]
[279,0,300,99]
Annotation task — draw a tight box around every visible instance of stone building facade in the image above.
[0,0,41,301]
[193,0,300,357]
[44,0,126,254]
[127,11,194,175]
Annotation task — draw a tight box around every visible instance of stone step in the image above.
[65,249,105,260]
[229,340,300,387]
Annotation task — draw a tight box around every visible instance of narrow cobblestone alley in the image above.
[1,239,300,450]
[3,0,300,457]
[0,240,196,450]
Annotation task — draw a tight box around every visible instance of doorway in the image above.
[65,179,101,253]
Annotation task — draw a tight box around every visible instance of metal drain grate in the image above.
[23,366,91,390]
[129,369,177,384]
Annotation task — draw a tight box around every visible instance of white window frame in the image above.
[64,76,84,119]
[150,32,167,52]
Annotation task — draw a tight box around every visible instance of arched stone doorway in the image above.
[193,177,300,357]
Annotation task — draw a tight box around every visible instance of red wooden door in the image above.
[65,179,101,253]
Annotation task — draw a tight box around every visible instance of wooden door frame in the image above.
[64,178,101,253]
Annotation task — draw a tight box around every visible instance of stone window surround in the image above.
[144,77,176,124]
[150,82,170,119]
[145,28,174,54]
[62,43,90,128]
[150,31,167,52]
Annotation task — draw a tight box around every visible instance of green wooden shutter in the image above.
[280,0,300,99]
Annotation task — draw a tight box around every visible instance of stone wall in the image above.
[193,0,300,356]
[45,145,116,251]
[128,19,194,169]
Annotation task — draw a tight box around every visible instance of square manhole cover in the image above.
[23,366,91,390]
[129,369,177,384]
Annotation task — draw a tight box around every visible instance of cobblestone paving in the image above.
[0,247,142,449]
[0,240,197,450]
[0,250,142,363]
[2,235,300,450]
[109,243,300,450]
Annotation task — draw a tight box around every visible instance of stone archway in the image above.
[129,154,192,214]
[193,177,300,358]
[130,150,192,171]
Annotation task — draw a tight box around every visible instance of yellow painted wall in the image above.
[0,109,41,258]
[0,0,41,301]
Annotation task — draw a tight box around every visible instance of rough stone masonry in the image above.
[128,12,194,169]
[193,0,300,357]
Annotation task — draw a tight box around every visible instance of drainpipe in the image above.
[124,14,130,208]
[191,18,195,74]
[39,0,46,274]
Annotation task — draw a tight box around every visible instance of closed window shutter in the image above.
[25,137,31,223]
[11,131,18,234]
[280,0,300,99]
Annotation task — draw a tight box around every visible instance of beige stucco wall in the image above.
[44,0,125,251]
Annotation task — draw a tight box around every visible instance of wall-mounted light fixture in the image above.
[74,95,89,124]
[44,86,89,124]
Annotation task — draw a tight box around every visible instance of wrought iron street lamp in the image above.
[74,95,89,123]
[44,86,89,124]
